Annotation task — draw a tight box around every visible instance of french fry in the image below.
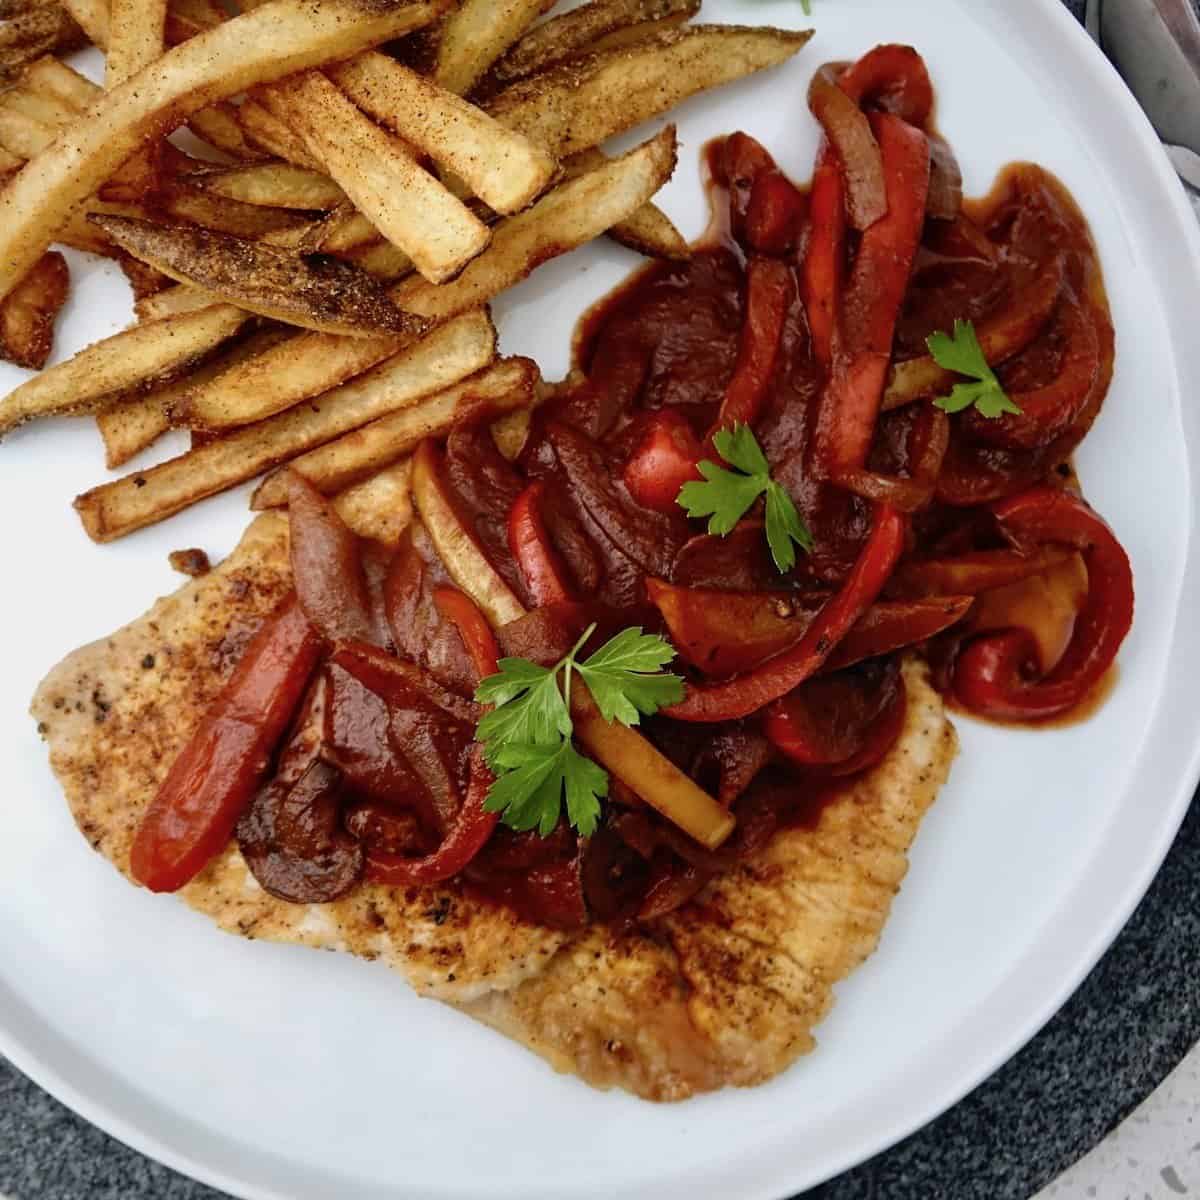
[330,51,556,215]
[60,0,109,46]
[116,251,170,301]
[0,301,250,436]
[2,84,75,125]
[490,0,699,88]
[331,459,412,546]
[236,97,321,168]
[487,25,813,159]
[0,0,450,303]
[0,105,56,157]
[91,214,428,338]
[183,127,674,430]
[434,0,555,97]
[22,54,101,110]
[0,7,86,82]
[587,12,694,54]
[251,355,537,505]
[195,161,345,210]
[104,0,168,200]
[563,147,688,261]
[392,125,677,321]
[0,249,69,369]
[73,309,496,541]
[0,143,21,172]
[342,239,412,282]
[268,71,491,284]
[186,102,265,161]
[160,183,310,238]
[134,280,215,321]
[165,0,224,42]
[96,323,293,467]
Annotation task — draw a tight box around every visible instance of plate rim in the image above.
[4,1,1200,1197]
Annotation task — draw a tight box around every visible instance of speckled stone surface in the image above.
[7,2,1200,1198]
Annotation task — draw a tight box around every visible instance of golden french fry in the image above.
[487,24,812,159]
[91,214,426,338]
[134,281,214,321]
[74,310,496,541]
[331,51,556,215]
[2,84,75,125]
[0,105,56,157]
[0,0,449,302]
[184,127,674,430]
[236,97,321,168]
[105,0,167,199]
[0,143,21,172]
[434,0,554,96]
[160,183,309,238]
[269,71,491,284]
[393,125,677,321]
[0,249,68,369]
[186,101,264,160]
[332,459,412,546]
[0,302,250,436]
[587,11,693,54]
[0,7,86,81]
[166,0,224,42]
[251,355,537,505]
[60,0,109,45]
[342,239,412,282]
[96,323,293,467]
[195,161,345,210]
[563,147,688,261]
[491,0,699,88]
[22,54,101,110]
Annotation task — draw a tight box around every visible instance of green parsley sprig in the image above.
[677,424,813,573]
[927,319,1022,419]
[475,625,684,837]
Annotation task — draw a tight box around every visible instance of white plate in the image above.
[2,1,1199,1197]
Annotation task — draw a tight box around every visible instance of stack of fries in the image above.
[0,0,809,546]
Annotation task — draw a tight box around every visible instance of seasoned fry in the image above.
[563,147,688,260]
[331,51,556,215]
[185,101,264,160]
[269,71,491,284]
[22,54,100,110]
[0,302,249,436]
[0,0,450,302]
[393,126,677,321]
[2,84,75,126]
[331,459,412,546]
[251,356,537,505]
[487,24,813,159]
[195,161,345,210]
[0,249,68,369]
[587,12,693,53]
[134,281,214,321]
[434,0,555,96]
[73,310,496,541]
[117,251,170,301]
[342,239,412,282]
[236,97,321,168]
[0,105,56,157]
[184,128,674,430]
[0,143,21,172]
[104,0,167,199]
[491,0,699,88]
[0,7,86,82]
[96,324,293,467]
[165,0,224,42]
[60,0,109,46]
[91,215,425,338]
[159,183,310,238]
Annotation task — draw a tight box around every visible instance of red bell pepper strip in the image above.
[506,482,576,605]
[366,746,499,887]
[890,546,1074,598]
[130,596,324,893]
[705,256,793,448]
[664,503,907,722]
[719,131,776,242]
[432,586,503,682]
[953,487,1134,720]
[837,44,935,126]
[622,410,703,515]
[286,470,374,645]
[745,169,804,256]
[811,113,931,502]
[802,142,846,375]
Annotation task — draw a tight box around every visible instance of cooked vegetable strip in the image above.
[332,459,412,546]
[491,0,700,87]
[195,161,346,210]
[0,303,250,437]
[433,0,554,96]
[392,126,678,321]
[182,129,673,429]
[251,357,538,507]
[90,215,426,338]
[268,71,491,285]
[129,595,323,892]
[331,51,557,215]
[486,25,812,160]
[0,249,68,369]
[0,0,449,302]
[22,54,100,111]
[73,310,496,541]
[236,96,321,168]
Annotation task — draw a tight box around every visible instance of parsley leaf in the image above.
[677,424,812,574]
[475,626,681,837]
[927,319,1022,419]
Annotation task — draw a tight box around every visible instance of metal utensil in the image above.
[1086,0,1200,191]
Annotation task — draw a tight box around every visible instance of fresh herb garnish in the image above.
[677,424,813,573]
[475,625,684,837]
[927,319,1022,418]
[800,0,812,14]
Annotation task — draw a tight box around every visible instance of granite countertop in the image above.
[5,1,1200,1197]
